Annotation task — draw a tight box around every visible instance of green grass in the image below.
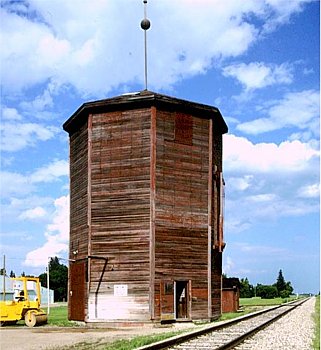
[218,309,254,321]
[313,295,320,350]
[43,306,78,327]
[240,296,297,306]
[52,331,187,350]
[220,296,300,322]
[15,305,76,327]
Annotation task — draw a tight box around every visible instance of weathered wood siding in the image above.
[211,133,224,319]
[88,109,152,321]
[65,93,226,323]
[68,121,89,320]
[154,110,211,320]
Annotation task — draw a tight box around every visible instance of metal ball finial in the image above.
[141,18,151,30]
[141,0,150,90]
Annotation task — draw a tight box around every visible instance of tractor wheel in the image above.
[25,311,37,327]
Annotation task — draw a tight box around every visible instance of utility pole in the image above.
[47,257,50,315]
[3,255,6,301]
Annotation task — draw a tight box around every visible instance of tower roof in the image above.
[63,90,228,134]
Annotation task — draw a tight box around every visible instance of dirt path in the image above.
[0,323,196,350]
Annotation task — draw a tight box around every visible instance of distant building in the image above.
[0,276,54,305]
[63,91,228,324]
[222,277,240,313]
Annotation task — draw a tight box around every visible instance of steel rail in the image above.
[136,298,309,350]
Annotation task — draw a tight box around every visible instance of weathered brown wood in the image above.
[68,121,89,320]
[64,91,227,323]
[208,118,213,319]
[150,106,156,319]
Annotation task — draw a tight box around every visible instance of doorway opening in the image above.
[175,281,189,319]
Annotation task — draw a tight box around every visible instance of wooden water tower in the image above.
[63,90,228,324]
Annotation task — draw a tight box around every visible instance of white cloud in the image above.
[24,195,69,267]
[234,242,287,255]
[228,175,253,191]
[1,0,310,96]
[0,122,59,152]
[224,133,319,233]
[262,0,308,32]
[222,62,293,91]
[1,159,69,198]
[237,89,320,135]
[247,193,277,202]
[224,134,319,173]
[2,107,22,121]
[0,171,34,197]
[223,256,235,275]
[19,206,47,220]
[297,183,320,198]
[31,160,69,183]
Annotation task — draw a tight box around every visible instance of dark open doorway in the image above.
[175,281,189,319]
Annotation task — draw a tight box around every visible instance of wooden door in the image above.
[69,261,86,321]
[175,281,189,319]
[160,280,175,321]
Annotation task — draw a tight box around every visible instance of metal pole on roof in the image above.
[141,0,151,90]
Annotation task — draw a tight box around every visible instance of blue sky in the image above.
[1,0,319,294]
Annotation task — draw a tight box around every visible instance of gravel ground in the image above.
[0,298,316,350]
[0,321,196,350]
[235,297,316,350]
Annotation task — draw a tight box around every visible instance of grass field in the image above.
[313,295,320,350]
[44,297,294,327]
[240,296,297,306]
[43,306,77,327]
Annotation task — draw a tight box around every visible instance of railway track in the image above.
[137,298,309,350]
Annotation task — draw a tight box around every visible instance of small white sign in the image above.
[114,284,128,297]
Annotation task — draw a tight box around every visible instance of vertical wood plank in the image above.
[207,119,213,318]
[150,106,156,319]
[87,113,92,297]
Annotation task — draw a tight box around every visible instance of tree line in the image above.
[240,269,293,299]
[1,257,68,302]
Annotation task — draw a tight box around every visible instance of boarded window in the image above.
[175,113,193,145]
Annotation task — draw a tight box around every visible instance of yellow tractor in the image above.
[0,276,48,327]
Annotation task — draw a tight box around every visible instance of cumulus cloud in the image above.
[224,134,319,173]
[0,121,59,152]
[19,206,47,220]
[224,133,320,233]
[24,195,69,267]
[0,171,35,197]
[31,159,69,183]
[297,183,320,198]
[223,256,235,275]
[228,175,253,191]
[222,62,293,91]
[2,107,23,121]
[1,0,310,96]
[1,159,69,198]
[237,89,320,135]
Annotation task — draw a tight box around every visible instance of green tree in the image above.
[39,257,68,302]
[276,269,286,294]
[274,270,293,298]
[9,270,15,277]
[240,278,255,298]
[256,284,278,299]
